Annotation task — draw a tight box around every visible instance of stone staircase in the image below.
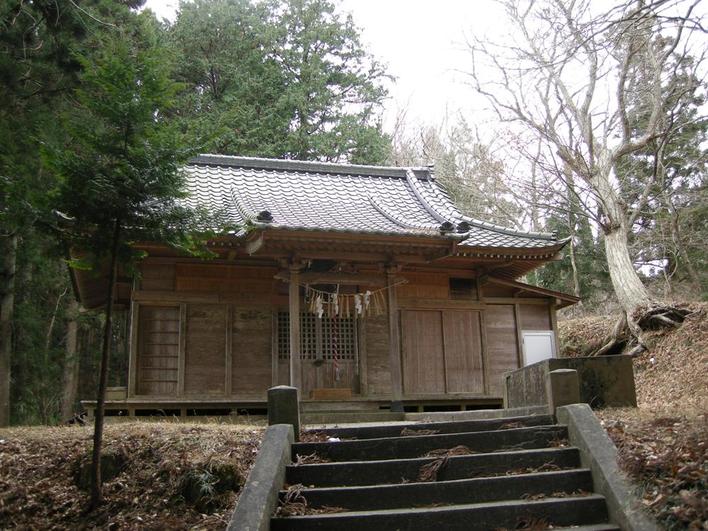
[270,413,620,530]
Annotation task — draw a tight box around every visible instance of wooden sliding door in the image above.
[401,309,484,395]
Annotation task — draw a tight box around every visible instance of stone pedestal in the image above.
[268,385,300,441]
[546,368,580,414]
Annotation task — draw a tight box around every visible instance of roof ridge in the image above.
[190,154,434,179]
[368,195,438,231]
[404,169,449,224]
[422,174,558,241]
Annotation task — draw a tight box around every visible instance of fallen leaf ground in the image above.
[561,302,708,530]
[0,421,263,530]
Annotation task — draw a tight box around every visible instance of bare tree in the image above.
[466,0,702,348]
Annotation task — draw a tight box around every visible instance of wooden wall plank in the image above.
[481,284,516,297]
[519,303,552,330]
[365,314,390,395]
[232,308,272,396]
[140,264,176,291]
[442,311,484,393]
[484,304,519,396]
[387,268,404,405]
[401,310,445,394]
[184,304,227,395]
[397,272,449,299]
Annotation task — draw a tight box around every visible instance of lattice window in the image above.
[277,312,356,361]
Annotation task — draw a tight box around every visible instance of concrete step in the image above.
[553,526,621,531]
[304,413,555,440]
[292,424,568,462]
[301,411,405,424]
[271,494,609,531]
[287,446,581,487]
[283,468,593,511]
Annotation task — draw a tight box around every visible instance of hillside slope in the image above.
[559,304,707,530]
[0,422,263,529]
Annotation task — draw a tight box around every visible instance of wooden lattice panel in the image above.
[137,306,179,396]
[277,312,356,360]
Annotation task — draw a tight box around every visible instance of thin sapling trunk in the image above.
[89,218,121,510]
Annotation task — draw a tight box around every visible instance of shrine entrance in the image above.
[275,311,359,398]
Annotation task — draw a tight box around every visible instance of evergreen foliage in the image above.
[44,12,213,507]
[168,0,391,162]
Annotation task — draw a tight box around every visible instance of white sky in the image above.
[143,0,501,131]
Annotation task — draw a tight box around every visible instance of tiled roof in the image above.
[184,155,564,251]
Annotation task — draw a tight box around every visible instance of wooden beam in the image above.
[289,265,302,391]
[549,301,560,357]
[386,266,404,411]
[356,318,367,395]
[300,272,388,286]
[514,303,525,368]
[275,270,394,286]
[292,250,434,264]
[486,297,550,305]
[486,276,580,304]
[398,298,487,310]
[271,311,279,387]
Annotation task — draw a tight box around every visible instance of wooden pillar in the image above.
[127,301,139,397]
[289,266,302,391]
[386,266,404,412]
[178,303,187,395]
[549,300,560,357]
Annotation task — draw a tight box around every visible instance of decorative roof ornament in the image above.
[439,221,455,233]
[456,221,471,233]
[256,210,273,223]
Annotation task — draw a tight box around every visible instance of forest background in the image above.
[0,0,705,426]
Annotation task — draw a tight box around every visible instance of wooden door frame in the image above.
[271,309,362,397]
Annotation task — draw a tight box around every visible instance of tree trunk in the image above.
[0,234,18,427]
[89,219,121,510]
[568,238,582,299]
[61,297,80,421]
[564,169,582,301]
[604,224,651,316]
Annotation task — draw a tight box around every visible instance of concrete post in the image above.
[546,368,580,414]
[268,385,300,441]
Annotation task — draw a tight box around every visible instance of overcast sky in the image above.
[143,0,500,131]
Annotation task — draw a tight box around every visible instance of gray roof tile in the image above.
[184,155,563,250]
